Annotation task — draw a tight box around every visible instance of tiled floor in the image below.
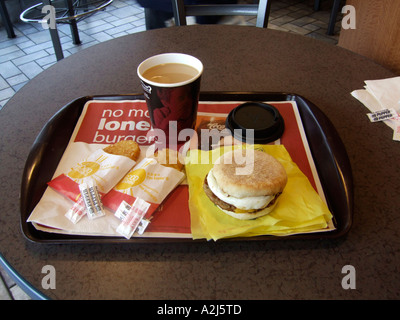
[0,0,341,299]
[0,0,341,110]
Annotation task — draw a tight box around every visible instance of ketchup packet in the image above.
[64,197,86,224]
[115,199,151,239]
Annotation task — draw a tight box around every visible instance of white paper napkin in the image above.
[351,76,400,140]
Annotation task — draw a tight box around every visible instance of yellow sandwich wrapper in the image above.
[185,144,333,241]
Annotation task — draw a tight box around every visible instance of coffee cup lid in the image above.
[225,102,285,144]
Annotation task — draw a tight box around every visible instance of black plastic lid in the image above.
[225,102,285,144]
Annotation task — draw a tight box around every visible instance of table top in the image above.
[0,25,399,300]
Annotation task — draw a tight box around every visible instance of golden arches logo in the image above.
[115,168,146,190]
[68,161,101,179]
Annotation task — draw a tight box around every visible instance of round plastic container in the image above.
[225,102,285,144]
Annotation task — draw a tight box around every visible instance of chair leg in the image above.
[0,0,16,38]
[314,0,321,11]
[171,0,187,26]
[42,0,64,61]
[327,0,342,35]
[49,25,65,61]
[256,0,271,28]
[64,0,81,45]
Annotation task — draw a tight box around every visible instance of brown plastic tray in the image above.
[20,92,353,243]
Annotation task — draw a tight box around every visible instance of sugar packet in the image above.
[65,178,106,223]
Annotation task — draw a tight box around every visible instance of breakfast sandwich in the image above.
[203,149,287,220]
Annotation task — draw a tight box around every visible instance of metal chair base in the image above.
[20,0,113,61]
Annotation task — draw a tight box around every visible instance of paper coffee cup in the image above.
[137,53,203,148]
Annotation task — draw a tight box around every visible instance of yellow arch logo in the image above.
[68,161,101,179]
[115,168,146,190]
